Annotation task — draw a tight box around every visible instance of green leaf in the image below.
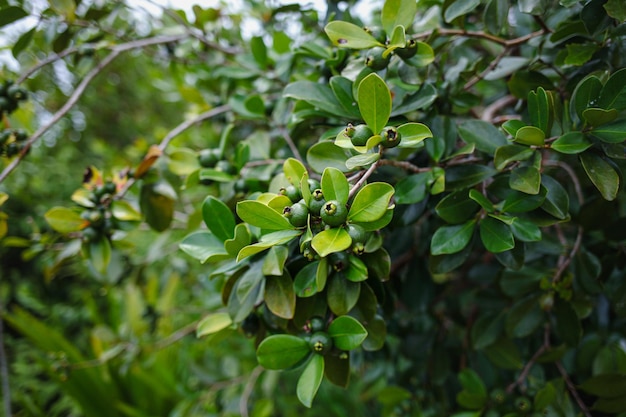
[262,245,289,276]
[510,218,542,242]
[580,152,620,201]
[180,232,230,263]
[528,87,552,135]
[199,168,235,183]
[111,201,142,222]
[236,262,264,302]
[328,316,368,350]
[471,313,504,349]
[311,228,352,257]
[294,262,320,297]
[396,122,433,148]
[583,108,618,127]
[598,68,626,111]
[196,312,232,337]
[236,200,294,230]
[502,119,526,137]
[284,81,352,118]
[445,165,498,190]
[345,255,368,282]
[510,166,541,194]
[348,182,394,223]
[514,126,545,146]
[480,216,515,253]
[572,75,603,120]
[324,21,383,49]
[431,220,476,255]
[502,187,547,213]
[395,172,431,204]
[12,27,35,58]
[256,335,310,370]
[307,141,354,173]
[494,145,535,170]
[224,224,252,257]
[140,181,176,232]
[505,295,544,338]
[284,158,307,185]
[385,25,406,55]
[508,70,553,99]
[554,298,581,346]
[346,153,380,170]
[44,207,87,233]
[321,167,349,204]
[591,119,626,143]
[86,236,111,275]
[327,274,360,315]
[458,120,508,153]
[265,272,296,319]
[236,230,301,262]
[456,368,487,410]
[357,73,391,135]
[0,6,27,28]
[445,0,481,23]
[330,76,360,118]
[297,354,324,408]
[579,374,626,398]
[483,338,524,370]
[381,0,417,34]
[564,42,598,66]
[551,132,592,154]
[203,196,236,241]
[534,383,557,411]
[541,174,570,219]
[604,0,626,21]
[435,191,479,224]
[468,189,494,212]
[324,352,350,388]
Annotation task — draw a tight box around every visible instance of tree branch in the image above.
[280,127,305,165]
[239,366,264,417]
[481,95,519,122]
[506,325,550,394]
[0,301,11,417]
[414,28,547,48]
[556,361,592,417]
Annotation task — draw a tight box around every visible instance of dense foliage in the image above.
[1,0,626,416]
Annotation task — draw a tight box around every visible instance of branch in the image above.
[17,45,83,84]
[280,127,305,165]
[556,361,592,417]
[378,159,430,173]
[552,226,583,284]
[481,95,518,122]
[464,48,508,90]
[349,149,385,199]
[239,366,264,417]
[543,160,584,206]
[414,28,547,48]
[0,34,190,184]
[506,325,550,394]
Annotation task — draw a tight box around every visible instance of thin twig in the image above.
[280,127,305,164]
[378,159,430,173]
[556,361,592,417]
[153,320,199,350]
[0,34,189,184]
[506,325,550,394]
[481,95,518,122]
[464,48,508,90]
[0,300,12,417]
[543,160,584,205]
[17,45,83,84]
[348,154,382,200]
[239,366,264,417]
[552,226,583,284]
[117,104,232,198]
[414,28,547,48]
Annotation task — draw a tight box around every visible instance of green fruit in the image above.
[490,388,506,404]
[308,316,326,333]
[302,241,318,261]
[82,226,99,242]
[283,202,309,227]
[380,126,401,148]
[363,26,386,44]
[103,181,117,195]
[198,148,220,168]
[320,200,348,227]
[307,178,321,192]
[330,251,349,271]
[350,124,373,147]
[309,189,326,216]
[365,47,391,71]
[347,224,367,255]
[395,39,418,60]
[13,129,27,142]
[0,97,9,113]
[515,397,532,412]
[215,159,236,174]
[5,142,18,157]
[309,331,333,355]
[7,85,27,101]
[241,313,260,337]
[280,184,301,203]
[234,178,249,193]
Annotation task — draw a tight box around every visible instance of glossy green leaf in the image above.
[456,368,487,410]
[180,232,230,263]
[224,224,252,257]
[514,126,545,146]
[564,42,598,66]
[307,141,354,173]
[45,207,87,233]
[431,220,476,255]
[502,119,526,137]
[494,144,535,170]
[534,383,557,411]
[284,81,351,118]
[86,236,111,275]
[328,315,368,350]
[445,165,498,190]
[168,148,200,175]
[435,191,479,224]
[294,262,320,297]
[324,21,383,49]
[284,157,307,186]
[458,120,508,153]
[583,108,618,127]
[199,168,235,183]
[111,201,142,222]
[196,312,232,337]
[330,76,360,118]
[468,189,494,212]
[391,82,437,116]
[311,228,352,257]
[571,75,603,120]
[262,245,289,276]
[510,166,541,195]
[483,338,524,370]
[381,0,417,34]
[345,153,380,170]
[519,0,546,14]
[140,182,176,232]
[505,295,544,338]
[236,262,264,302]
[324,353,350,388]
[265,272,296,319]
[541,175,570,219]
[604,0,626,21]
[484,0,509,35]
[508,70,553,99]
[203,196,236,241]
[551,132,592,154]
[502,187,547,213]
[480,216,515,253]
[236,200,294,230]
[236,230,301,262]
[395,172,431,204]
[321,167,349,204]
[327,274,360,315]
[348,182,394,223]
[396,122,433,148]
[256,334,310,370]
[580,152,620,201]
[510,218,542,242]
[598,67,626,111]
[345,255,368,282]
[357,73,391,135]
[297,353,324,408]
[554,298,581,346]
[444,0,480,23]
[528,87,552,135]
[591,119,626,143]
[579,374,626,398]
[471,313,504,349]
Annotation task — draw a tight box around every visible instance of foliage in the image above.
[1,0,626,416]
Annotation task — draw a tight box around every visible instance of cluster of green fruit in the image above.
[80,181,118,242]
[304,316,333,355]
[0,128,28,158]
[363,26,420,71]
[343,123,401,149]
[0,80,28,115]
